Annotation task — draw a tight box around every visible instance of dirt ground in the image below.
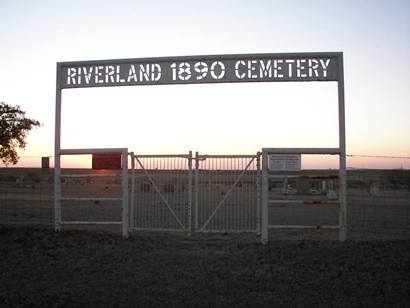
[0,226,409,307]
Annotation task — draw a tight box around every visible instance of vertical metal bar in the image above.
[122,149,129,238]
[194,152,199,230]
[148,157,152,229]
[158,157,163,229]
[236,157,238,230]
[150,159,154,229]
[188,151,193,235]
[261,151,269,244]
[250,156,254,230]
[215,158,217,230]
[130,152,135,231]
[337,53,347,241]
[239,157,242,231]
[236,158,240,231]
[139,157,144,229]
[54,63,62,232]
[256,152,261,233]
[243,157,247,230]
[137,157,141,229]
[227,157,230,230]
[174,157,178,229]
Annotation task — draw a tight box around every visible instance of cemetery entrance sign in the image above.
[59,53,338,88]
[54,52,346,240]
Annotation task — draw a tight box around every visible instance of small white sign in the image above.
[269,154,301,171]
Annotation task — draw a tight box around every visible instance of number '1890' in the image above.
[170,61,225,81]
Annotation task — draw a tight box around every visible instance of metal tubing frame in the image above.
[61,221,122,225]
[268,174,339,179]
[54,66,62,232]
[196,154,258,159]
[54,145,129,238]
[194,153,260,233]
[133,156,186,230]
[130,152,135,231]
[133,154,192,159]
[261,151,269,244]
[187,151,193,235]
[60,173,121,178]
[55,52,346,242]
[261,148,345,243]
[256,152,262,234]
[194,152,199,230]
[261,148,340,155]
[60,197,122,202]
[260,53,346,244]
[121,150,129,238]
[129,152,193,234]
[198,155,257,231]
[130,152,260,234]
[337,55,347,242]
[269,200,339,205]
[268,225,339,229]
[60,148,127,155]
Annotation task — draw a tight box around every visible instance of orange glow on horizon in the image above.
[4,153,410,170]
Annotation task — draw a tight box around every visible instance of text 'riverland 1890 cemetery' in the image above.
[59,54,339,89]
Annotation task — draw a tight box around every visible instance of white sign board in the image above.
[269,154,301,171]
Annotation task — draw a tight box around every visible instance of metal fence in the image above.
[59,171,123,227]
[0,161,409,240]
[0,168,53,225]
[55,148,129,238]
[129,153,260,234]
[130,153,192,232]
[194,153,260,233]
[346,170,410,239]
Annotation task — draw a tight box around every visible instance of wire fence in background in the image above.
[0,164,409,240]
[0,168,53,225]
[346,170,410,239]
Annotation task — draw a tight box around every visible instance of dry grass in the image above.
[0,226,409,307]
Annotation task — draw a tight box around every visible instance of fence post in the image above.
[130,152,135,231]
[261,150,269,244]
[54,76,62,232]
[122,149,129,238]
[339,167,347,241]
[194,151,199,231]
[54,152,61,232]
[337,53,347,241]
[188,151,193,235]
[256,152,261,234]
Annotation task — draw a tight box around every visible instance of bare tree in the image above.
[0,102,40,166]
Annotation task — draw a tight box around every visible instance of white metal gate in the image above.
[129,152,261,234]
[261,148,346,243]
[130,153,193,232]
[194,153,261,233]
[56,148,129,238]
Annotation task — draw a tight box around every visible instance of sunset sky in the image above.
[0,0,409,169]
